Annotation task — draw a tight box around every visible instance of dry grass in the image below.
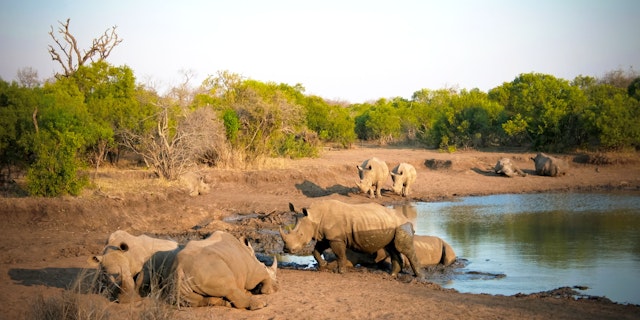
[27,268,176,320]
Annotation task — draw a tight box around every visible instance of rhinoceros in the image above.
[328,235,456,269]
[180,171,211,196]
[280,200,423,278]
[531,153,568,177]
[494,158,527,177]
[356,157,389,198]
[390,163,417,197]
[89,230,178,303]
[170,231,277,310]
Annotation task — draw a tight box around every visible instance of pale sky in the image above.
[1,0,638,103]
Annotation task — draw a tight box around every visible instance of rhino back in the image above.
[309,200,407,253]
[359,157,389,182]
[177,233,267,291]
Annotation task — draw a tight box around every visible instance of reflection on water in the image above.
[412,192,640,305]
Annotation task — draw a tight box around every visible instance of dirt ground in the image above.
[1,146,640,320]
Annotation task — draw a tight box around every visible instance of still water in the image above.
[411,192,640,305]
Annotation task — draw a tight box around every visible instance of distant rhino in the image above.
[89,230,178,303]
[180,171,211,196]
[390,163,417,197]
[356,157,389,198]
[170,231,278,310]
[494,158,527,177]
[531,153,568,177]
[280,200,423,278]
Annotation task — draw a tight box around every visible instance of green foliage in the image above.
[26,130,88,196]
[490,73,586,151]
[222,108,239,142]
[303,95,355,147]
[353,99,402,144]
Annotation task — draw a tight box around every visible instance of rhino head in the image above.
[279,203,315,253]
[89,242,139,303]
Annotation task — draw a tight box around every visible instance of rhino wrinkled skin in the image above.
[171,231,277,310]
[494,158,527,177]
[357,157,389,198]
[332,235,456,268]
[89,230,178,303]
[531,153,568,177]
[280,200,424,278]
[390,163,417,197]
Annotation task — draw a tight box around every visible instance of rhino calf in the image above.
[390,163,417,197]
[170,231,277,310]
[494,158,526,177]
[356,157,389,198]
[531,153,568,177]
[89,230,178,303]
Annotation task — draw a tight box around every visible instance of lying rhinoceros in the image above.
[357,157,389,198]
[89,230,178,303]
[390,162,417,197]
[280,200,423,278]
[170,231,277,310]
[531,153,568,177]
[494,158,527,177]
[329,235,456,269]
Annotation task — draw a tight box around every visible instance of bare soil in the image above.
[1,146,640,320]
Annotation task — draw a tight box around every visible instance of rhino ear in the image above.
[119,242,129,252]
[289,202,295,212]
[302,208,309,217]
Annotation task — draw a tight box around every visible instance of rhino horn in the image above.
[271,256,278,271]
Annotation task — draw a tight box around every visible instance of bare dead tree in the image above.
[48,18,122,77]
[120,104,228,180]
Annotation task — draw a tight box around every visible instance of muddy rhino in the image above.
[334,235,457,269]
[531,153,568,177]
[494,158,526,177]
[356,157,389,198]
[390,163,417,197]
[280,200,423,278]
[89,230,178,303]
[170,231,277,310]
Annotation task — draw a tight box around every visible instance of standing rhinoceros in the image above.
[390,163,417,197]
[531,153,568,177]
[494,158,527,177]
[280,200,423,278]
[356,157,389,198]
[170,231,277,310]
[89,230,178,303]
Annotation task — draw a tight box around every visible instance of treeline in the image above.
[1,62,639,196]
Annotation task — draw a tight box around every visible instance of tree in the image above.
[48,18,122,77]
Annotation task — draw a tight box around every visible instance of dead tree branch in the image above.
[48,18,122,77]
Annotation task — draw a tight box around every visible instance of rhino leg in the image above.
[385,244,403,277]
[227,287,266,310]
[393,223,424,278]
[313,240,330,270]
[329,240,349,274]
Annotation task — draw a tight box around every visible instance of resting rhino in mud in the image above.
[170,231,277,310]
[280,200,423,278]
[531,153,568,177]
[494,158,527,177]
[180,171,211,196]
[356,157,389,198]
[331,235,457,269]
[89,230,178,303]
[390,163,417,197]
